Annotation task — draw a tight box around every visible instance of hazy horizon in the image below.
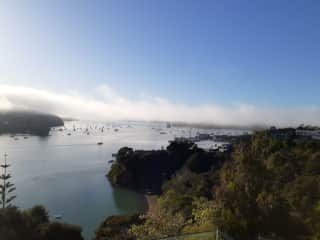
[0,84,319,128]
[1,1,320,127]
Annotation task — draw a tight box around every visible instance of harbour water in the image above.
[0,121,247,239]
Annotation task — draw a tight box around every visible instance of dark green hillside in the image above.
[100,128,320,240]
[107,142,224,193]
[0,110,64,136]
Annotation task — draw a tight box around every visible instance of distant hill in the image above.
[0,110,64,136]
[171,121,267,130]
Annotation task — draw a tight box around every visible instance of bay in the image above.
[0,121,245,239]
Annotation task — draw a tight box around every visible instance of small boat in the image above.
[67,133,71,136]
[114,129,119,132]
[53,214,62,220]
[108,160,114,163]
[112,153,117,157]
[24,136,28,139]
[160,131,167,134]
[97,142,103,145]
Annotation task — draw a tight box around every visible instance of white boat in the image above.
[53,214,62,220]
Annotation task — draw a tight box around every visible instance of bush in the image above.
[186,151,212,173]
[40,222,83,240]
[0,206,83,240]
[95,215,142,240]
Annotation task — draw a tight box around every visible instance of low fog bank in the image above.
[0,84,319,128]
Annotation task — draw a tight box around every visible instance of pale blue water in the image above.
[0,121,248,239]
[0,121,174,239]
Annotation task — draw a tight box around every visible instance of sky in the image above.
[0,0,319,127]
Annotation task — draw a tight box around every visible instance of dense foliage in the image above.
[103,129,320,240]
[108,142,225,193]
[108,142,195,193]
[95,215,143,240]
[0,205,83,240]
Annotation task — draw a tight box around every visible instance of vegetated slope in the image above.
[0,205,83,240]
[107,141,225,193]
[0,110,64,136]
[100,129,320,240]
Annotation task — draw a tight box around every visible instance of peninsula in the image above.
[0,110,64,136]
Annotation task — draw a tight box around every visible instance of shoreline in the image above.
[144,195,158,218]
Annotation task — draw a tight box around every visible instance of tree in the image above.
[129,211,185,240]
[185,151,212,173]
[95,215,142,240]
[28,205,49,225]
[40,222,84,240]
[0,153,16,209]
[182,197,217,234]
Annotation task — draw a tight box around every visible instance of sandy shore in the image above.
[144,195,158,218]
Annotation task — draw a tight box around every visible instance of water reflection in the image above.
[112,187,148,213]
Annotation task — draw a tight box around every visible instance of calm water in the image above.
[0,121,247,239]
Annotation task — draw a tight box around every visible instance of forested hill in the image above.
[101,128,320,240]
[107,142,227,193]
[0,110,64,136]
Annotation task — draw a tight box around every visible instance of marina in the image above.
[0,120,249,239]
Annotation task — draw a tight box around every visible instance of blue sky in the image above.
[0,1,319,125]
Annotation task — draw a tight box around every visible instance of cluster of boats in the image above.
[10,135,29,141]
[50,123,132,145]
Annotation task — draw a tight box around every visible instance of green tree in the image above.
[186,151,212,173]
[0,153,16,209]
[129,211,185,240]
[183,197,217,234]
[40,222,83,240]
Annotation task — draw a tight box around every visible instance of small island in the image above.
[0,110,64,136]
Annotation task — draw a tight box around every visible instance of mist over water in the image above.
[1,84,320,127]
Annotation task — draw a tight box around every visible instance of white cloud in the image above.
[0,84,319,128]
